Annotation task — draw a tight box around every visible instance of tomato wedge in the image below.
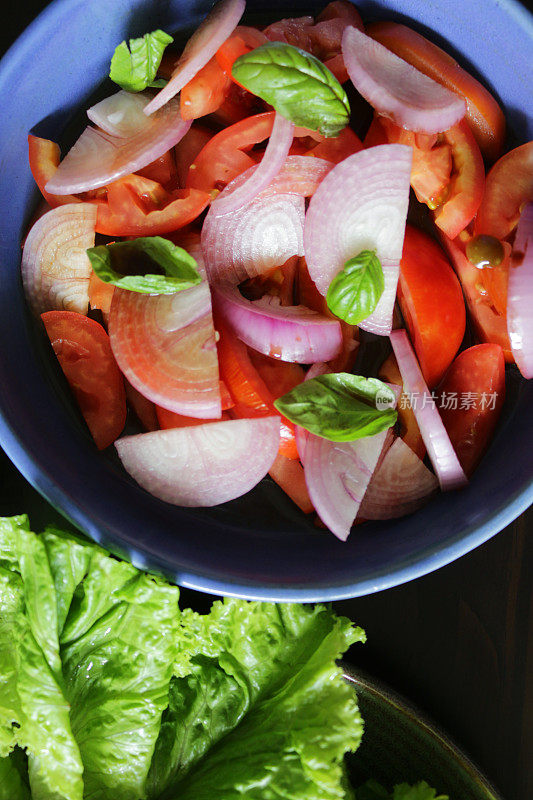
[215,317,300,459]
[366,21,506,162]
[474,142,533,241]
[398,225,466,388]
[174,124,212,187]
[28,135,210,236]
[364,117,483,239]
[125,380,159,432]
[186,112,275,196]
[268,453,314,514]
[439,232,513,361]
[156,406,231,429]
[180,56,232,120]
[304,127,363,163]
[437,344,505,475]
[41,310,126,449]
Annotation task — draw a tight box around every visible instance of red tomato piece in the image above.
[439,232,513,361]
[28,135,210,236]
[378,353,425,460]
[124,380,159,432]
[268,453,314,514]
[186,112,275,196]
[180,56,232,120]
[137,151,176,187]
[435,120,485,240]
[215,317,300,459]
[366,21,506,162]
[41,311,126,449]
[88,271,115,316]
[474,142,533,241]
[156,406,231,429]
[437,344,505,475]
[304,126,363,162]
[398,225,466,388]
[173,124,213,189]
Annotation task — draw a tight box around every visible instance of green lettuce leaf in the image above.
[61,572,180,800]
[354,781,449,800]
[147,600,365,800]
[0,563,84,800]
[0,751,30,800]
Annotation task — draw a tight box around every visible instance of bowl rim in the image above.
[342,662,504,800]
[0,0,532,602]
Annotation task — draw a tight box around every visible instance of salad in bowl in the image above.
[21,0,532,541]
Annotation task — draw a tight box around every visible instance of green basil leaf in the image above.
[86,237,201,295]
[327,250,385,324]
[232,43,350,137]
[110,29,173,93]
[274,373,397,441]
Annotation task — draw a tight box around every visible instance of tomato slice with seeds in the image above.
[41,311,126,450]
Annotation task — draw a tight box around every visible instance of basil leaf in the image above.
[232,43,350,137]
[327,250,385,325]
[274,373,397,441]
[87,237,201,295]
[110,30,173,93]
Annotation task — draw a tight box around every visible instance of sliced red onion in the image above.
[46,97,191,194]
[342,26,466,134]
[21,203,96,316]
[213,284,342,363]
[87,90,152,137]
[359,436,438,519]
[305,362,330,381]
[115,416,279,506]
[202,157,332,285]
[202,193,305,285]
[390,329,467,491]
[507,202,533,379]
[143,0,246,115]
[304,144,412,335]
[210,112,295,216]
[108,282,221,419]
[302,429,390,540]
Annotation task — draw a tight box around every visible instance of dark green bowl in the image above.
[343,665,503,800]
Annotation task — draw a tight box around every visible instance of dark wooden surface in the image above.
[1,2,532,798]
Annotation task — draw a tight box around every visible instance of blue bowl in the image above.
[0,0,532,601]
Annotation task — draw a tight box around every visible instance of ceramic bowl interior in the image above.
[0,0,531,600]
[343,665,503,800]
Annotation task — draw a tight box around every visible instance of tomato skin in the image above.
[28,136,210,236]
[366,21,506,162]
[88,271,115,317]
[137,151,176,187]
[124,380,159,432]
[398,225,466,388]
[186,112,275,196]
[174,124,212,188]
[304,126,363,162]
[439,232,513,361]
[215,318,300,459]
[41,311,126,449]
[180,56,232,120]
[474,142,533,241]
[156,406,230,429]
[268,453,314,514]
[437,344,505,475]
